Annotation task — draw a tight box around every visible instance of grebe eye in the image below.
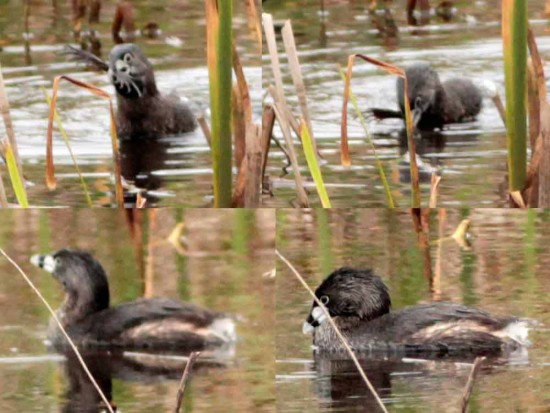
[320,295,329,305]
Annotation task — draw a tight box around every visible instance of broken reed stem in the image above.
[232,84,246,170]
[262,13,286,106]
[231,42,253,171]
[0,248,114,413]
[267,85,301,141]
[272,103,310,207]
[526,26,550,207]
[232,40,252,124]
[174,351,201,413]
[0,170,8,207]
[460,356,485,413]
[411,208,434,288]
[429,173,441,208]
[197,115,212,148]
[260,104,276,183]
[275,250,389,413]
[527,62,540,151]
[263,12,305,148]
[491,93,507,127]
[263,15,306,142]
[136,192,147,208]
[244,0,262,50]
[527,27,547,102]
[433,208,445,300]
[0,62,24,182]
[244,123,262,207]
[510,190,527,208]
[281,20,320,159]
[144,209,157,298]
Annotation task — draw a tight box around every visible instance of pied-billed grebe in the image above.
[303,268,530,356]
[65,43,197,139]
[372,64,482,131]
[30,249,235,351]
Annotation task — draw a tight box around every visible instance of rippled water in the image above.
[262,1,550,207]
[0,209,275,413]
[276,209,550,412]
[0,0,261,207]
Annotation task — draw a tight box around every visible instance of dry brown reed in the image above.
[174,351,201,413]
[263,13,310,207]
[460,357,485,413]
[45,75,123,207]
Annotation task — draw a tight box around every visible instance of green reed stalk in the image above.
[502,0,527,191]
[207,0,233,207]
[301,122,332,208]
[4,141,28,207]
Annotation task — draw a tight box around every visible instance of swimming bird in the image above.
[303,267,530,356]
[31,249,235,351]
[65,44,197,139]
[371,64,482,131]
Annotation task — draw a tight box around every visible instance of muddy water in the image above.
[0,209,275,413]
[276,209,550,412]
[0,0,261,207]
[262,1,550,207]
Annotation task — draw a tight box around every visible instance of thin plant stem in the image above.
[42,88,92,207]
[0,62,24,181]
[174,351,201,413]
[0,170,8,207]
[338,68,395,208]
[461,356,485,413]
[276,250,389,413]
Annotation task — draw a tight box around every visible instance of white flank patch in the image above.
[210,317,237,343]
[502,321,531,346]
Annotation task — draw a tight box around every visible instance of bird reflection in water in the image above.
[120,137,170,206]
[311,351,526,413]
[61,348,233,413]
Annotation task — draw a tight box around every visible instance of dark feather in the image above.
[68,298,223,349]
